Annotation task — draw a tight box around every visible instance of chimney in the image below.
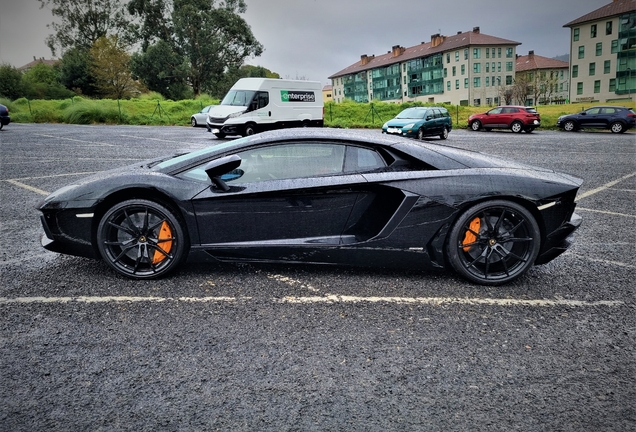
[430,33,446,48]
[473,26,480,34]
[457,31,462,35]
[360,54,369,66]
[528,50,534,58]
[391,45,405,57]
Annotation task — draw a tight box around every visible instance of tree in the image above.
[21,63,75,99]
[130,39,191,100]
[58,47,97,96]
[39,0,132,56]
[90,36,138,99]
[209,65,279,98]
[127,0,173,51]
[0,64,25,100]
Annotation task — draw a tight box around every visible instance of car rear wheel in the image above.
[610,121,625,133]
[440,127,449,140]
[446,200,540,285]
[97,199,188,279]
[470,120,482,131]
[510,121,523,133]
[563,120,576,132]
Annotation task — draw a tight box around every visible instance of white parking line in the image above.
[5,179,49,196]
[35,134,115,147]
[577,171,636,200]
[0,295,623,308]
[120,134,205,146]
[577,207,636,218]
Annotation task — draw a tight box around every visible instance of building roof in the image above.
[515,51,569,72]
[328,27,521,79]
[18,57,59,71]
[563,0,636,27]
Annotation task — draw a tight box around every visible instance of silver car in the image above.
[190,105,213,127]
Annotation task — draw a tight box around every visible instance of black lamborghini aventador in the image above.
[37,128,582,285]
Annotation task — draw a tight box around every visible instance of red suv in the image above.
[468,105,540,133]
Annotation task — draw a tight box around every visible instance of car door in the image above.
[579,107,602,128]
[483,107,502,127]
[186,142,369,247]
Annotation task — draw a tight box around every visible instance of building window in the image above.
[444,68,448,78]
[594,80,600,93]
[461,64,465,75]
[506,61,513,72]
[473,77,481,87]
[447,81,451,91]
[591,24,597,38]
[578,46,585,59]
[486,63,490,73]
[577,82,583,95]
[455,51,459,61]
[611,40,619,53]
[455,79,459,89]
[589,63,596,76]
[596,43,602,56]
[498,48,502,58]
[486,76,490,87]
[604,60,611,74]
[609,78,616,92]
[573,28,579,41]
[474,98,481,106]
[497,62,502,72]
[572,65,578,78]
[464,78,468,88]
[506,48,513,58]
[473,63,481,73]
[486,49,490,59]
[606,21,612,35]
[473,48,481,59]
[506,75,512,85]
[452,66,456,76]
[464,49,468,60]
[447,53,450,63]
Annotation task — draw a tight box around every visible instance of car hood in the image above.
[207,105,247,119]
[386,118,421,127]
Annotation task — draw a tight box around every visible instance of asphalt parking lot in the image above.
[1,123,635,431]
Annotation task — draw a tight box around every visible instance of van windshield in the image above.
[221,90,256,107]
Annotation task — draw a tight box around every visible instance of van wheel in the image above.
[243,124,257,136]
[301,120,310,128]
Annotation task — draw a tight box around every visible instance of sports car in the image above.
[37,128,582,285]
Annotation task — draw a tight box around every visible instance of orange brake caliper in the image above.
[462,217,481,252]
[152,221,173,264]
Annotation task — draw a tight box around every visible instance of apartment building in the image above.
[564,0,636,103]
[515,51,570,105]
[328,27,520,106]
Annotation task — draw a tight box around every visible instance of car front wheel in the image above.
[610,121,625,133]
[470,120,482,131]
[440,127,449,140]
[563,120,576,132]
[97,199,189,279]
[446,200,541,285]
[191,118,197,127]
[510,121,523,133]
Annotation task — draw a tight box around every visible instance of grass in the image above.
[2,95,634,129]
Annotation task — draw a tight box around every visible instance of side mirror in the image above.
[204,154,242,191]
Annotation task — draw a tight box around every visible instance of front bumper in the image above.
[535,212,582,265]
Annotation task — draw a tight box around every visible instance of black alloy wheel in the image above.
[97,199,188,279]
[447,200,540,285]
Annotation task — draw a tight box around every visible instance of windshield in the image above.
[221,90,256,107]
[396,108,427,120]
[155,137,252,171]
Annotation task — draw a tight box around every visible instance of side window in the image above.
[587,108,601,115]
[344,146,386,173]
[489,108,502,115]
[249,91,269,111]
[230,143,345,183]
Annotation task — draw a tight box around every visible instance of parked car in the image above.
[468,106,540,133]
[37,128,583,286]
[191,105,213,127]
[382,107,452,140]
[0,104,10,130]
[556,106,636,133]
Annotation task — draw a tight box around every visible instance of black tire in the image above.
[440,127,449,140]
[446,200,541,285]
[243,123,257,136]
[484,127,492,132]
[610,121,625,133]
[417,128,425,140]
[510,121,523,133]
[525,128,535,133]
[563,120,576,132]
[301,120,310,128]
[0,123,3,131]
[470,120,482,131]
[214,132,226,139]
[191,117,197,127]
[97,199,189,279]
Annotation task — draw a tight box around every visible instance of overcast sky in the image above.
[0,0,610,86]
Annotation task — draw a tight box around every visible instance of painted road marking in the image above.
[120,135,205,146]
[577,207,636,218]
[0,295,623,307]
[5,179,49,196]
[577,171,636,200]
[34,134,115,147]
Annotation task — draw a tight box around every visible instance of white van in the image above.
[206,78,324,138]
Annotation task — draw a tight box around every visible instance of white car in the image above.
[190,105,213,127]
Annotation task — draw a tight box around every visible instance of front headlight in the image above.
[403,123,414,129]
[228,110,246,119]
